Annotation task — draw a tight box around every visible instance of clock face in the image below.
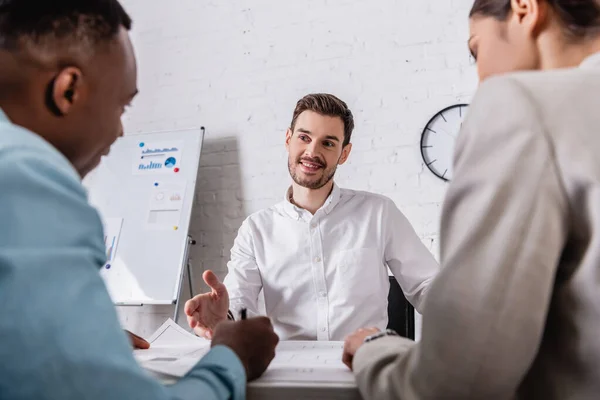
[420,104,469,182]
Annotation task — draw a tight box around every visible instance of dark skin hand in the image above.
[211,317,279,381]
[125,330,150,349]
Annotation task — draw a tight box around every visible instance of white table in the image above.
[247,380,362,400]
[150,371,362,400]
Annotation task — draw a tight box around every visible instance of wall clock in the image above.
[420,103,469,182]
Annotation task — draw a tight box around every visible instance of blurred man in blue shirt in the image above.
[0,1,278,399]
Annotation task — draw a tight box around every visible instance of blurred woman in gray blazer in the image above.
[343,1,600,399]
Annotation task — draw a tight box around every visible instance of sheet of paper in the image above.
[102,217,123,267]
[133,140,184,175]
[254,341,355,384]
[133,319,211,377]
[135,321,355,384]
[148,182,186,212]
[146,182,187,229]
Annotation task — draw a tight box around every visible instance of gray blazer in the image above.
[353,53,600,400]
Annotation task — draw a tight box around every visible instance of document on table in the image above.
[255,341,355,384]
[133,318,211,377]
[135,320,355,385]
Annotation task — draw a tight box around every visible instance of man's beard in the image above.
[288,155,338,190]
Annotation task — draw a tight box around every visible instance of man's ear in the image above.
[285,128,293,151]
[45,67,83,117]
[338,143,352,165]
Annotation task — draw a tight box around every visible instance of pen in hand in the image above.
[240,308,247,320]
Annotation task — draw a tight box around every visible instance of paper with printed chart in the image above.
[102,217,123,267]
[133,318,211,377]
[133,141,184,175]
[146,181,187,229]
[254,341,355,384]
[135,322,355,384]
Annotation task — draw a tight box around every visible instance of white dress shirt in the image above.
[223,183,439,341]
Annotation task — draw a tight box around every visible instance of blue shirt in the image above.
[0,108,246,400]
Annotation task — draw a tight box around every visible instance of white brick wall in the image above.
[116,0,478,338]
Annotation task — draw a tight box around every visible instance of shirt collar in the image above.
[321,183,341,214]
[283,182,342,220]
[580,52,600,69]
[0,108,8,123]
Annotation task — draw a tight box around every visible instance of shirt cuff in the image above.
[199,345,246,381]
[171,345,246,400]
[353,336,414,375]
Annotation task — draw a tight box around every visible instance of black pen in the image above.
[240,308,247,320]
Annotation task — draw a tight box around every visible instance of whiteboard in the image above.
[83,129,203,305]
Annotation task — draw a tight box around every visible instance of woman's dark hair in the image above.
[470,0,600,38]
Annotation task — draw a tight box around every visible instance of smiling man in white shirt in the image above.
[185,93,440,341]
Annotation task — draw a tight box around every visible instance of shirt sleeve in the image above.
[384,199,440,313]
[0,148,245,400]
[353,76,568,399]
[223,217,263,317]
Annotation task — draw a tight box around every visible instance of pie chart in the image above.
[165,157,176,168]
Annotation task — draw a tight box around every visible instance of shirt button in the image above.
[319,291,326,298]
[314,256,321,263]
[321,327,326,332]
[311,223,317,229]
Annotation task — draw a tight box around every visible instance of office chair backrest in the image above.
[387,276,415,340]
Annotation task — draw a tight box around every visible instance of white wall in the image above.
[116,0,478,337]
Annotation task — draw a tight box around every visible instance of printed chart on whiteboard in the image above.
[103,217,123,268]
[147,181,187,230]
[133,141,184,175]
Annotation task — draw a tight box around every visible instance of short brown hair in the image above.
[470,0,600,38]
[290,93,354,147]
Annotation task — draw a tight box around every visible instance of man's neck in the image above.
[290,180,334,215]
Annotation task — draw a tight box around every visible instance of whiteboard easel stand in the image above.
[173,235,196,323]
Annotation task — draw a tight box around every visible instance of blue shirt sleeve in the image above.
[0,146,246,400]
